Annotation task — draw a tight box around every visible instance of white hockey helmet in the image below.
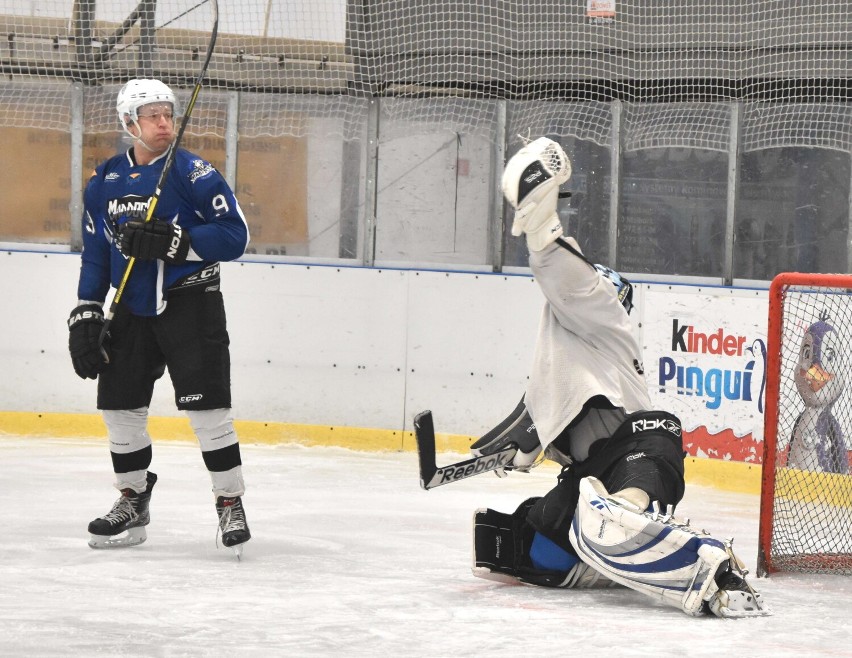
[116,79,178,135]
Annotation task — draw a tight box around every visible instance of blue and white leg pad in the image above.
[569,476,731,616]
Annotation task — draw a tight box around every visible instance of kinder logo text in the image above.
[671,319,747,355]
[659,319,766,411]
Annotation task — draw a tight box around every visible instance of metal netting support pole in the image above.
[224,90,240,189]
[608,99,622,268]
[489,100,507,272]
[70,82,84,252]
[724,102,741,285]
[362,97,380,267]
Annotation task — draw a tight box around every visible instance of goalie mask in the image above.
[116,79,178,138]
[594,264,634,315]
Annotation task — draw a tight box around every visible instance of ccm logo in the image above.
[179,394,203,403]
[524,171,542,183]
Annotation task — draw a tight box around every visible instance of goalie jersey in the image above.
[525,237,651,448]
[77,146,249,316]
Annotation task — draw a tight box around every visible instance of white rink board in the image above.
[225,263,411,430]
[0,250,771,446]
[403,270,543,436]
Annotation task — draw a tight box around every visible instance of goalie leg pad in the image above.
[569,476,734,616]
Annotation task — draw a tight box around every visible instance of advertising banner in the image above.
[643,285,768,462]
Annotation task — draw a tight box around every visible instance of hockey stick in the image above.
[98,0,220,355]
[415,410,518,490]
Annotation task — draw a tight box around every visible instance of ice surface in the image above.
[2,437,852,657]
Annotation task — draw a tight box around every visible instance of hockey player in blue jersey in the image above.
[469,137,769,617]
[67,79,251,555]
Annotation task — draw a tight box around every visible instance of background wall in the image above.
[0,249,777,465]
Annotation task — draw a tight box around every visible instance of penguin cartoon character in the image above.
[788,311,849,474]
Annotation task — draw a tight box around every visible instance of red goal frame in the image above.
[758,272,852,576]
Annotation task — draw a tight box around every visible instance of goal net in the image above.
[2,0,852,148]
[758,272,852,576]
[3,1,852,259]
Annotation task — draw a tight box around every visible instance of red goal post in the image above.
[758,272,852,576]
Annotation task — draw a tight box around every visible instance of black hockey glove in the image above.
[119,219,190,264]
[67,304,108,380]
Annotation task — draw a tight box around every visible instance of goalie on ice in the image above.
[469,136,769,617]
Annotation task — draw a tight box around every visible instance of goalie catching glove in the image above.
[68,303,108,379]
[501,137,572,251]
[119,219,190,264]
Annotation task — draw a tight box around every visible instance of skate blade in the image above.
[88,526,147,549]
[709,589,772,618]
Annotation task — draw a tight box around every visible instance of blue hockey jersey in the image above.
[77,146,250,316]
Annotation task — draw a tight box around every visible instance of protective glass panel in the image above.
[736,148,850,280]
[619,148,728,276]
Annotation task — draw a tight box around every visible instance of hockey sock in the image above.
[210,465,245,498]
[530,532,579,571]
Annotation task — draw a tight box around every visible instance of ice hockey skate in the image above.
[216,495,251,558]
[88,471,157,549]
[703,542,771,618]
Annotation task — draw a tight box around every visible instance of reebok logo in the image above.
[438,451,512,483]
[626,452,646,462]
[631,417,682,437]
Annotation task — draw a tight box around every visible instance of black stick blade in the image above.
[415,409,518,490]
[414,410,437,490]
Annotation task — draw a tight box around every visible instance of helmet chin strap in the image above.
[125,119,169,155]
[134,135,159,153]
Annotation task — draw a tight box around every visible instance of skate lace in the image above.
[103,495,137,524]
[218,499,246,535]
[645,500,703,535]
